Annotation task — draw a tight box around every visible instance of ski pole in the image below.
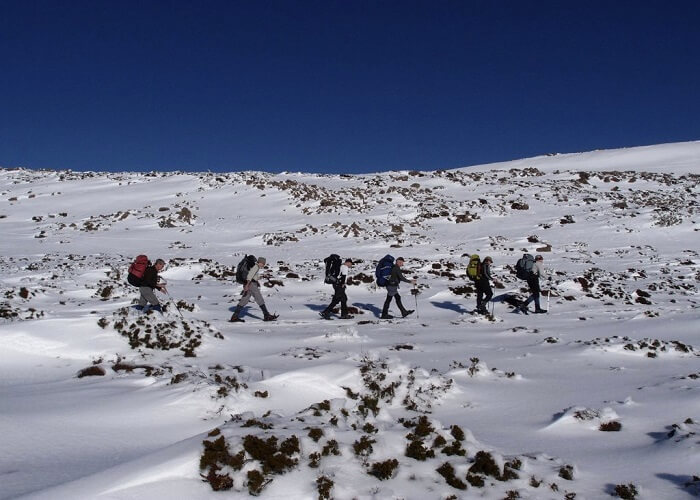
[166,290,185,319]
[547,289,550,314]
[412,286,419,319]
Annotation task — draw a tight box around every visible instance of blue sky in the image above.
[1,0,699,174]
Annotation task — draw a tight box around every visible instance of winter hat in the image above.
[257,257,267,265]
[535,255,543,261]
[483,256,493,263]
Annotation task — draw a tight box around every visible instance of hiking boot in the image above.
[340,314,354,319]
[401,309,415,318]
[261,305,277,321]
[229,305,244,322]
[519,305,529,315]
[149,305,163,314]
[380,314,394,320]
[477,307,488,315]
[319,311,332,320]
[534,308,547,314]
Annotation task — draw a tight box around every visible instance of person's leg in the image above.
[249,282,265,308]
[533,280,543,311]
[237,290,252,308]
[322,285,342,317]
[230,289,252,321]
[521,277,537,313]
[338,288,349,317]
[395,294,409,316]
[139,287,160,306]
[249,282,276,320]
[483,284,493,309]
[138,289,148,308]
[382,286,396,319]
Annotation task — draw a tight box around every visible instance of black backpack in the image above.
[515,253,535,280]
[236,255,257,284]
[324,254,342,284]
[375,254,394,287]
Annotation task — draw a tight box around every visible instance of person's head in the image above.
[154,259,166,271]
[483,256,493,265]
[535,255,543,263]
[257,257,267,267]
[345,258,354,267]
[396,257,405,267]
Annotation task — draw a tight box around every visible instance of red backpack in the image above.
[127,255,150,287]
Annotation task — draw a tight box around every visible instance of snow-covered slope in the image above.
[1,142,698,499]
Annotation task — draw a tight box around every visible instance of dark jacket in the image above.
[388,264,411,287]
[141,265,159,289]
[478,262,493,283]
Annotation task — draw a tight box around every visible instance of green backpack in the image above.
[466,254,481,281]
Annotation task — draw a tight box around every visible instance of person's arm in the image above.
[339,265,348,286]
[397,266,416,285]
[244,265,259,291]
[536,261,546,278]
[246,265,259,283]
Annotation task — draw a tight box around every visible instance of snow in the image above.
[1,141,699,499]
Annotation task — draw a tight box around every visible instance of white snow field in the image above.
[1,142,698,499]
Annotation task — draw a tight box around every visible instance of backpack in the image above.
[324,254,342,284]
[466,254,481,281]
[375,254,395,287]
[127,255,150,287]
[236,255,257,284]
[515,253,535,280]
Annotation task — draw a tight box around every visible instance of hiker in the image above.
[381,257,416,319]
[137,259,167,312]
[475,256,495,314]
[520,254,547,314]
[320,258,354,319]
[229,257,278,322]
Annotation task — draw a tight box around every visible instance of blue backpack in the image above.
[375,255,394,287]
[515,253,535,280]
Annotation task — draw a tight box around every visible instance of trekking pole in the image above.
[166,290,185,319]
[412,287,419,319]
[547,289,550,314]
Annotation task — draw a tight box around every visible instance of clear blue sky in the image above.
[1,0,699,174]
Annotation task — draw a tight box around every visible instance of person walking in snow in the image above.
[520,254,547,314]
[381,257,416,319]
[229,257,278,322]
[475,256,497,314]
[320,258,354,319]
[137,258,167,312]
